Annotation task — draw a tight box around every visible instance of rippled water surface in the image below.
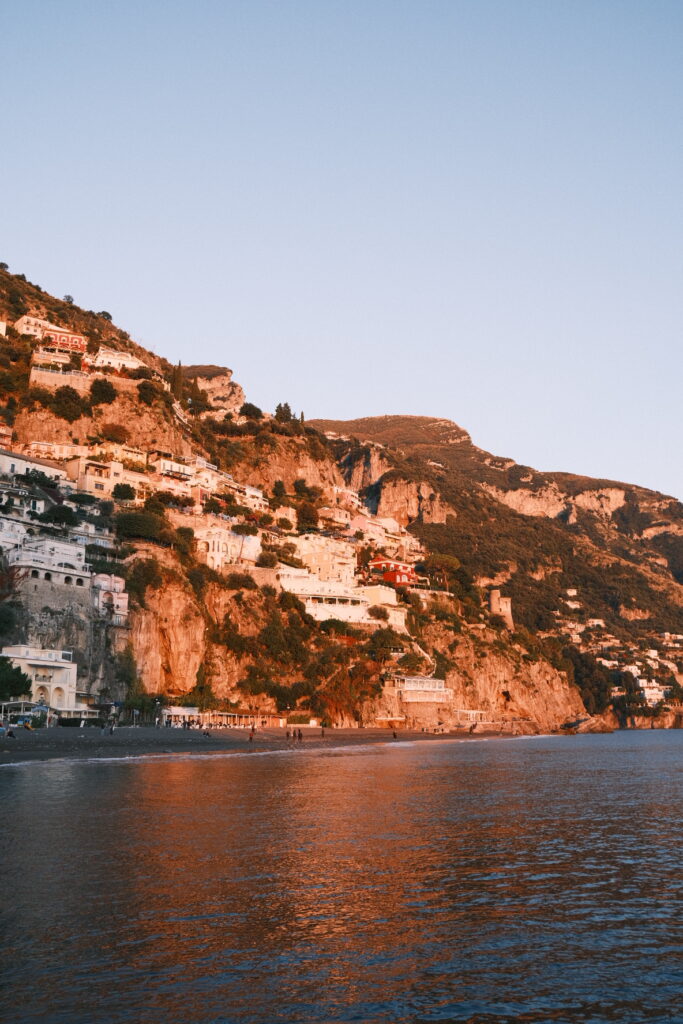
[1,731,682,1024]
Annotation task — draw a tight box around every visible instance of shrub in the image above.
[100,423,129,443]
[296,501,318,532]
[39,505,79,527]
[368,605,389,621]
[256,551,278,568]
[124,558,162,607]
[0,656,31,701]
[115,510,166,541]
[277,517,293,531]
[240,402,263,419]
[51,386,88,422]
[225,572,258,590]
[137,380,156,405]
[112,483,135,501]
[90,378,117,405]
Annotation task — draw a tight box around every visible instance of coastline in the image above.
[0,724,514,766]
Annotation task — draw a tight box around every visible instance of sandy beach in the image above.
[0,723,501,766]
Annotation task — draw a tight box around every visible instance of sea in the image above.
[1,730,681,1024]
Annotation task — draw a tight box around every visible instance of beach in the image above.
[0,723,501,765]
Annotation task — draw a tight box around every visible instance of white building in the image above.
[292,533,356,585]
[9,536,91,588]
[194,521,262,570]
[92,574,129,623]
[91,347,147,372]
[391,676,453,704]
[1,645,81,713]
[0,448,67,484]
[278,568,407,630]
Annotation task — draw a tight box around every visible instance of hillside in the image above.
[310,415,683,643]
[0,264,680,732]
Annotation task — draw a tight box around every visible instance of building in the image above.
[91,347,146,372]
[278,568,407,630]
[9,536,91,588]
[489,589,514,630]
[368,556,420,586]
[92,574,129,624]
[14,316,87,353]
[292,533,356,584]
[0,645,83,714]
[390,675,453,704]
[64,455,149,499]
[193,520,262,570]
[0,424,12,448]
[0,448,67,484]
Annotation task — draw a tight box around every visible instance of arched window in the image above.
[44,572,52,581]
[75,578,84,587]
[64,576,73,585]
[31,569,39,579]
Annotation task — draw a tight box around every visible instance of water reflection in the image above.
[1,733,682,1023]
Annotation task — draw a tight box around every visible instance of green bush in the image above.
[256,551,278,568]
[137,380,156,405]
[115,510,167,541]
[51,386,89,422]
[126,558,162,606]
[90,378,117,405]
[0,655,29,701]
[225,572,258,590]
[112,483,135,501]
[240,402,263,419]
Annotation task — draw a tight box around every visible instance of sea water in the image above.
[1,731,681,1023]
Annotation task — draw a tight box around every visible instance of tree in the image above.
[137,380,156,405]
[275,402,293,423]
[296,501,318,533]
[63,294,74,304]
[0,263,8,271]
[115,511,166,541]
[277,517,293,531]
[39,505,79,527]
[170,361,183,399]
[98,311,113,321]
[50,386,87,422]
[90,378,117,405]
[240,402,263,420]
[272,480,286,500]
[0,656,31,702]
[113,483,136,501]
[256,551,278,568]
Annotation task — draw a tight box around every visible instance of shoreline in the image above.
[0,724,519,766]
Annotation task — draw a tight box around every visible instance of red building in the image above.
[368,557,419,586]
[42,327,87,354]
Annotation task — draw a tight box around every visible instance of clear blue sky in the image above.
[4,1,682,497]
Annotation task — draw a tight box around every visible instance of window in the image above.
[44,572,52,581]
[95,484,104,491]
[31,569,39,579]
[75,578,84,587]
[64,577,72,585]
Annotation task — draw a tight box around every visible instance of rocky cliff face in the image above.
[366,476,453,526]
[195,372,245,419]
[13,393,193,455]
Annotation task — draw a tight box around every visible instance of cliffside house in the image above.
[91,347,146,372]
[14,316,87,353]
[9,536,91,589]
[92,574,129,624]
[292,533,357,585]
[277,567,407,630]
[0,448,67,486]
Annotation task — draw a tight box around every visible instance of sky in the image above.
[3,1,682,498]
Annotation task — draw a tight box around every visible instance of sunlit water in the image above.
[1,731,682,1024]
